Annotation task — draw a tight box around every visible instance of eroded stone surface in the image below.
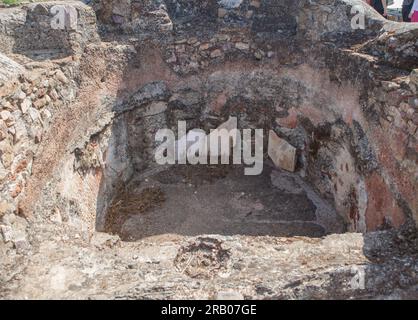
[1,216,417,299]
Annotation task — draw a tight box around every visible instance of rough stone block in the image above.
[218,8,227,18]
[216,290,244,300]
[142,101,167,117]
[0,225,13,242]
[235,42,249,51]
[0,53,23,84]
[410,69,418,92]
[268,130,296,172]
[0,201,14,217]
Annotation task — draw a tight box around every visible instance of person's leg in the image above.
[373,0,385,15]
[403,3,413,22]
[381,0,388,17]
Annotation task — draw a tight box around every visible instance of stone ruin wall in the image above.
[0,0,417,236]
[0,1,99,57]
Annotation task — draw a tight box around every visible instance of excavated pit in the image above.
[94,71,352,241]
[1,0,418,300]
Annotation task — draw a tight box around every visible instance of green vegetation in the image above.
[2,0,21,5]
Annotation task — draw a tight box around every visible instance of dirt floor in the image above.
[106,164,345,241]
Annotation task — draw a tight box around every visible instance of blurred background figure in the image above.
[402,0,414,21]
[370,0,388,17]
[409,0,418,21]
